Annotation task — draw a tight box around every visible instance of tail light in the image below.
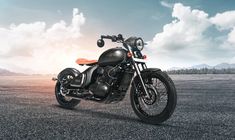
[127,52,132,57]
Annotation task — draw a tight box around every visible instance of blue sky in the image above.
[0,0,235,73]
[1,0,170,39]
[1,0,234,39]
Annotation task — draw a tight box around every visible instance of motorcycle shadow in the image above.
[53,104,172,126]
[54,104,142,124]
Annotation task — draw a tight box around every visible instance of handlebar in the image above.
[97,34,146,50]
[101,34,124,42]
[97,34,126,48]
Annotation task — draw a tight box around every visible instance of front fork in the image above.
[132,61,150,99]
[125,43,150,99]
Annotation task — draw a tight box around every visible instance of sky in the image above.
[0,0,235,74]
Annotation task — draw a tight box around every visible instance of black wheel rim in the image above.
[134,74,169,117]
[56,82,73,103]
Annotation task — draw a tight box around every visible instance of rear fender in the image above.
[57,68,80,87]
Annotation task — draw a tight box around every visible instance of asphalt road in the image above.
[0,75,234,140]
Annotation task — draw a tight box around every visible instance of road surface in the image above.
[0,75,234,139]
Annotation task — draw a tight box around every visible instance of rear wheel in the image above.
[55,82,80,109]
[130,70,177,124]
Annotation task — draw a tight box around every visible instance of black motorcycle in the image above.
[53,34,177,124]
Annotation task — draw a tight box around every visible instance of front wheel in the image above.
[130,70,177,124]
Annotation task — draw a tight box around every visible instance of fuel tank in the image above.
[98,48,127,66]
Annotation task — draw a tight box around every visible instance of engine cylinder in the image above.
[89,66,119,98]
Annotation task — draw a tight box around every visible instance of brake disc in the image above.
[142,85,160,105]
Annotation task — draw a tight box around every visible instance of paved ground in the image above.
[0,74,234,140]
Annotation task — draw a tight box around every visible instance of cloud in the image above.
[0,8,93,74]
[228,27,235,44]
[210,11,235,45]
[160,1,173,8]
[151,3,210,50]
[210,11,235,30]
[147,3,235,69]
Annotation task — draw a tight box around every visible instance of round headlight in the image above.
[135,38,144,51]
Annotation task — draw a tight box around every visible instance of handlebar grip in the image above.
[101,35,117,42]
[100,34,123,42]
[101,35,112,39]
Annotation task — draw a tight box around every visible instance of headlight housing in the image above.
[135,38,144,51]
[125,37,145,51]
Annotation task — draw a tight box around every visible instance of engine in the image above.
[89,66,120,98]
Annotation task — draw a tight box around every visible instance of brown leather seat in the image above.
[76,58,98,66]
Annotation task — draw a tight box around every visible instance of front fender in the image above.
[132,68,161,86]
[141,68,161,74]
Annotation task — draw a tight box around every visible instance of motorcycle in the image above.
[53,34,177,124]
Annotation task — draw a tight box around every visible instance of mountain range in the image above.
[169,63,235,70]
[0,68,25,76]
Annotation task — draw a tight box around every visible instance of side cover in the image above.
[69,65,98,88]
[81,65,98,87]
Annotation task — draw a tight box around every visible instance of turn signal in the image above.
[127,52,132,57]
[143,55,147,59]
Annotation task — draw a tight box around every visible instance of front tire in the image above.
[55,82,80,109]
[130,70,177,124]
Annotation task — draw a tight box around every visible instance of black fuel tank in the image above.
[98,48,127,66]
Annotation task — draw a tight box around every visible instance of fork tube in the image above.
[124,44,150,98]
[133,61,150,98]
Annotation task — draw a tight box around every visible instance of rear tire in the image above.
[130,70,177,124]
[55,82,80,109]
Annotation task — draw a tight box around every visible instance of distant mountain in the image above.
[214,63,235,69]
[190,64,212,69]
[168,67,182,70]
[170,63,235,70]
[0,68,25,76]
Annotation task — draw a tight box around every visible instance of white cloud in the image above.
[152,3,210,49]
[0,8,93,74]
[228,27,235,44]
[160,1,173,8]
[210,11,235,30]
[210,11,235,45]
[147,3,235,70]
